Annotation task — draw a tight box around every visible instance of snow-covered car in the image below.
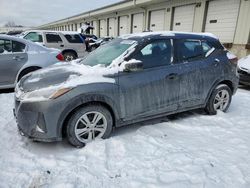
[14,31,239,147]
[238,55,250,86]
[0,34,64,89]
[22,30,86,61]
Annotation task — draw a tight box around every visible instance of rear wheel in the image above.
[66,105,113,147]
[63,52,76,62]
[205,84,232,115]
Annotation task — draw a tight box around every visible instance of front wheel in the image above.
[205,84,232,115]
[66,105,113,147]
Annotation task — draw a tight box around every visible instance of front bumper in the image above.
[14,95,69,142]
[238,69,250,86]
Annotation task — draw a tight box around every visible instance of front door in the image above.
[0,39,28,86]
[119,39,180,121]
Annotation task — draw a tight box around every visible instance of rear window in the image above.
[64,34,83,43]
[46,33,63,43]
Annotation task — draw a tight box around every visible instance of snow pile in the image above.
[238,55,250,72]
[1,89,250,187]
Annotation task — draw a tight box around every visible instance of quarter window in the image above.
[24,32,43,43]
[46,33,63,43]
[134,40,172,68]
[12,41,26,53]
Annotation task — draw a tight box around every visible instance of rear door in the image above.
[44,32,64,50]
[0,39,28,86]
[119,39,180,120]
[175,39,222,108]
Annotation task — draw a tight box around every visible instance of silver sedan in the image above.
[0,34,64,89]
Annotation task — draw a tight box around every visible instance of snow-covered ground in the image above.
[1,88,250,188]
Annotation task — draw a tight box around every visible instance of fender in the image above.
[56,93,121,137]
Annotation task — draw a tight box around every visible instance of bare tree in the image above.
[4,21,16,27]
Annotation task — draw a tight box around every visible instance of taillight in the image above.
[226,51,238,65]
[56,53,64,61]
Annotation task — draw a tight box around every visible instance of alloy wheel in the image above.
[213,89,230,111]
[74,111,107,143]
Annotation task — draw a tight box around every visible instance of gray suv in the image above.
[14,32,239,147]
[22,30,86,61]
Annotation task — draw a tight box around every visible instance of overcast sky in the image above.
[0,0,121,27]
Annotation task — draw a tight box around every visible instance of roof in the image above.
[119,31,219,40]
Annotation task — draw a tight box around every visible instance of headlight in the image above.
[16,86,72,102]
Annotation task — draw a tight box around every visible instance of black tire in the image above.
[63,52,76,62]
[205,84,232,115]
[66,105,113,148]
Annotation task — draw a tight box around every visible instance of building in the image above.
[37,0,250,57]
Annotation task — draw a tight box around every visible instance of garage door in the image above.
[132,13,144,33]
[108,18,116,37]
[100,19,106,37]
[205,0,240,43]
[119,16,129,35]
[173,4,195,32]
[91,21,98,35]
[149,9,165,31]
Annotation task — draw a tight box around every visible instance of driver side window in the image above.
[134,39,172,69]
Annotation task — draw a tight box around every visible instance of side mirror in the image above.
[123,60,143,72]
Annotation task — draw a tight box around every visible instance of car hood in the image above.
[19,62,117,92]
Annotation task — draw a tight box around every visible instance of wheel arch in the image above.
[62,49,78,58]
[205,79,235,105]
[58,95,119,138]
[17,66,42,82]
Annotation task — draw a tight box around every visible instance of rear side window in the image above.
[0,40,26,54]
[64,34,83,43]
[12,41,26,53]
[0,39,12,54]
[133,39,172,69]
[46,33,63,43]
[176,39,219,63]
[24,32,43,43]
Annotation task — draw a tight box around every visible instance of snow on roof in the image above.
[119,31,218,40]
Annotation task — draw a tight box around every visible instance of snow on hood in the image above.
[20,62,118,93]
[238,55,250,72]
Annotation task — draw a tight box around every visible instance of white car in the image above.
[0,34,64,89]
[22,30,86,61]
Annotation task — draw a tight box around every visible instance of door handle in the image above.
[166,73,178,80]
[60,44,64,47]
[13,56,25,61]
[214,58,220,67]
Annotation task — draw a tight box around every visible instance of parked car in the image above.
[14,32,239,147]
[89,37,113,51]
[238,55,250,86]
[22,30,86,61]
[0,34,64,89]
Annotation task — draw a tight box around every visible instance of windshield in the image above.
[81,38,136,66]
